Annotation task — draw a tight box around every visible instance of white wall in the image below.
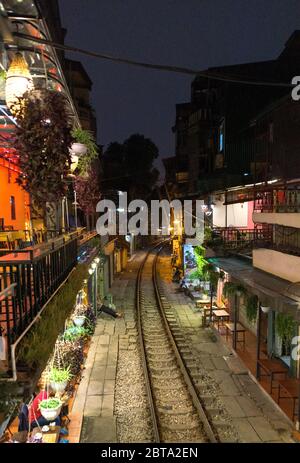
[213,198,249,228]
[253,248,300,282]
[253,212,300,229]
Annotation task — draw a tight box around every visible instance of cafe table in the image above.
[212,309,230,331]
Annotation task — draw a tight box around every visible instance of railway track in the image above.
[136,244,218,443]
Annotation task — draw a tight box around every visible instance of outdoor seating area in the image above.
[212,315,299,424]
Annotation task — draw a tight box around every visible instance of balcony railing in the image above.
[207,226,272,251]
[0,237,78,352]
[254,189,300,213]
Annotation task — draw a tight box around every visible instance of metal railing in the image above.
[254,190,300,213]
[0,237,78,352]
[209,227,273,251]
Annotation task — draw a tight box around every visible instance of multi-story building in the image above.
[167,31,300,427]
[167,30,300,201]
[65,59,97,137]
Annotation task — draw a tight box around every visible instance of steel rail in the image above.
[152,244,218,443]
[136,243,161,443]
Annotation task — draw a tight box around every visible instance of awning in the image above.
[209,256,300,321]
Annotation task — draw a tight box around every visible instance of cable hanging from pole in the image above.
[13,32,294,88]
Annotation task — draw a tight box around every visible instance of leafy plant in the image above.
[0,70,6,81]
[16,263,88,370]
[223,281,247,298]
[39,398,62,410]
[72,128,98,176]
[203,262,225,290]
[276,313,297,355]
[246,294,258,323]
[63,325,89,342]
[75,168,101,215]
[49,367,72,383]
[14,89,73,214]
[54,339,84,377]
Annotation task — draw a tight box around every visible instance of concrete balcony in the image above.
[253,248,300,283]
[253,212,300,228]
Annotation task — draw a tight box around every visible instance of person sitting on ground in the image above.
[98,297,123,318]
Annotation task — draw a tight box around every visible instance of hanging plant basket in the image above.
[49,380,68,394]
[39,398,62,421]
[70,142,88,156]
[73,315,86,327]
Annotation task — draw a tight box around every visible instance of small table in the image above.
[257,358,289,393]
[31,426,61,444]
[277,378,300,418]
[224,322,246,349]
[213,309,230,331]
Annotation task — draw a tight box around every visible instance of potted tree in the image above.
[49,366,72,394]
[39,398,62,421]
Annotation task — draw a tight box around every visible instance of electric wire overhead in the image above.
[13,32,293,88]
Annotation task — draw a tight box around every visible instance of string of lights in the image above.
[13,32,294,89]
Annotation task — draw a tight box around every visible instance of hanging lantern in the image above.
[5,52,33,115]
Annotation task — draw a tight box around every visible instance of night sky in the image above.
[59,0,300,178]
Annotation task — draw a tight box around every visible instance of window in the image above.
[10,196,16,220]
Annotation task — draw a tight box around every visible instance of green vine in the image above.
[246,294,258,323]
[275,313,297,355]
[72,128,98,175]
[223,281,247,298]
[16,263,88,370]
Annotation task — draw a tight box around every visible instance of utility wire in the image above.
[13,32,294,88]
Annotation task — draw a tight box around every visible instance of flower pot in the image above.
[49,380,68,394]
[70,142,87,155]
[73,316,85,327]
[39,402,62,421]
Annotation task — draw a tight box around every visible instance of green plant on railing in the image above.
[223,281,247,298]
[276,313,297,356]
[49,367,72,384]
[246,294,258,323]
[16,263,88,370]
[72,128,98,176]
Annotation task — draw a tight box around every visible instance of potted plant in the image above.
[63,325,88,342]
[49,366,72,393]
[39,398,62,421]
[73,304,87,327]
[71,128,98,175]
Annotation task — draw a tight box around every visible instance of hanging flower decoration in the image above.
[14,89,73,209]
[75,168,101,215]
[5,52,33,115]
